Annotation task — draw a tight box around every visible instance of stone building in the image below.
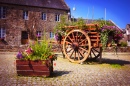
[0,0,70,48]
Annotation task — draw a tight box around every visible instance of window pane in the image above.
[23,11,28,20]
[0,7,1,18]
[42,13,47,20]
[55,14,57,21]
[0,28,6,38]
[37,31,42,37]
[0,7,6,19]
[55,14,60,21]
[3,7,6,18]
[50,32,54,38]
[0,33,1,38]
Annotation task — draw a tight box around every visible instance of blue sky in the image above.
[65,0,130,29]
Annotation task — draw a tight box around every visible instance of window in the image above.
[0,7,6,19]
[42,12,47,20]
[37,31,42,37]
[36,31,42,40]
[23,11,29,20]
[50,32,54,38]
[55,14,60,21]
[0,28,6,39]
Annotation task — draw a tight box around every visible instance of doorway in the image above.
[21,31,28,44]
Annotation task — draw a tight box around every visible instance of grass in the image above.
[110,64,122,68]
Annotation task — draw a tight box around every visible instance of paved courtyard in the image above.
[0,52,130,86]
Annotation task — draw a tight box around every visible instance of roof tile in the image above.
[0,0,70,10]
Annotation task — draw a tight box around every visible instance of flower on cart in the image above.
[101,25,123,41]
[100,25,123,49]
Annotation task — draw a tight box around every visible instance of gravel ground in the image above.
[0,52,130,86]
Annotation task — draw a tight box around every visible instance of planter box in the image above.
[16,59,53,77]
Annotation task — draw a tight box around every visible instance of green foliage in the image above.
[32,41,52,60]
[93,18,114,28]
[21,34,55,61]
[54,17,86,35]
[100,31,109,50]
[74,18,86,29]
[93,18,123,50]
[120,41,127,47]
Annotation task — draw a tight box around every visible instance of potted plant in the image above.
[16,37,57,77]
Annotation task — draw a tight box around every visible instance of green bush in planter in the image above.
[16,37,56,61]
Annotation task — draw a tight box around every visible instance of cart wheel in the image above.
[63,29,91,63]
[87,47,102,60]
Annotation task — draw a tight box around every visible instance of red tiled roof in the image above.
[0,0,70,11]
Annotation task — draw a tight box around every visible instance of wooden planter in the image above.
[16,59,53,77]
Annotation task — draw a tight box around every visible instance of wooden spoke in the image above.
[74,51,76,60]
[79,47,89,53]
[63,29,91,63]
[79,33,83,39]
[78,49,84,58]
[75,32,78,42]
[72,32,75,42]
[79,44,89,47]
[67,36,73,43]
[79,39,87,45]
[77,51,80,60]
[91,49,96,57]
[88,47,101,60]
[89,51,92,58]
[66,48,73,53]
[65,40,72,45]
[93,48,100,53]
[69,50,74,58]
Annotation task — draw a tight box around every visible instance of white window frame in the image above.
[0,28,6,39]
[0,6,6,19]
[42,12,47,21]
[55,14,60,22]
[23,11,29,20]
[50,32,54,39]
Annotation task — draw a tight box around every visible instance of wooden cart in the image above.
[57,24,102,63]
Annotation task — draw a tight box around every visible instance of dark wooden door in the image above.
[21,31,28,44]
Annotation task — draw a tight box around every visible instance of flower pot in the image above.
[16,59,53,77]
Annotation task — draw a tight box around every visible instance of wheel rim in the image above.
[63,29,91,63]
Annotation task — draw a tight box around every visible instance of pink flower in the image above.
[25,48,33,55]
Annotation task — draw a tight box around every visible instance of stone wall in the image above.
[0,4,69,47]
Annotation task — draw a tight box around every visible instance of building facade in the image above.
[0,0,70,47]
[126,24,130,46]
